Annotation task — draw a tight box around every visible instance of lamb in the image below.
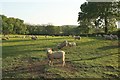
[57,40,68,49]
[46,48,65,66]
[74,36,81,40]
[68,42,76,47]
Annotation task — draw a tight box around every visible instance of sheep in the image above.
[57,40,68,49]
[74,36,81,40]
[110,34,118,40]
[31,35,37,40]
[103,35,113,40]
[2,37,9,40]
[46,48,65,66]
[68,42,76,47]
[2,38,7,40]
[98,34,102,37]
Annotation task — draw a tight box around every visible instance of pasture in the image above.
[2,35,119,79]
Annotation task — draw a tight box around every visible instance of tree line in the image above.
[1,15,80,36]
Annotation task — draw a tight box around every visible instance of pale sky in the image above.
[0,0,86,26]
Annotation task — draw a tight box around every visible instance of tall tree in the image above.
[78,1,119,34]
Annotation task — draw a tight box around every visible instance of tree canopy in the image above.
[78,1,119,34]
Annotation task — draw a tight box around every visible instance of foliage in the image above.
[1,15,27,35]
[78,1,119,34]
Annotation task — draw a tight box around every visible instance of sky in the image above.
[0,0,86,26]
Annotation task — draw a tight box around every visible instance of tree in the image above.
[78,1,119,34]
[1,15,28,35]
[1,15,13,35]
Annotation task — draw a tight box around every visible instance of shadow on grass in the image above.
[2,37,65,43]
[2,39,31,43]
[2,60,47,79]
[98,45,119,50]
[39,37,66,40]
[78,40,96,46]
[68,53,119,62]
[2,43,51,58]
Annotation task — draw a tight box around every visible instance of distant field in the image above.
[1,35,119,79]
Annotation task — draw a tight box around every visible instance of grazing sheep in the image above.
[96,34,102,37]
[2,37,9,40]
[110,34,118,40]
[31,36,37,40]
[68,42,76,47]
[74,36,81,40]
[104,35,113,40]
[95,35,98,37]
[57,40,68,49]
[46,48,65,66]
[2,38,7,40]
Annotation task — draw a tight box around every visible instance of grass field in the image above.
[1,35,120,79]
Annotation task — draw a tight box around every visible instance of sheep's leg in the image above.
[48,60,51,66]
[62,61,65,66]
[51,61,53,66]
[49,60,53,66]
[62,57,65,66]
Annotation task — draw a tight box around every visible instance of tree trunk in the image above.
[104,16,108,34]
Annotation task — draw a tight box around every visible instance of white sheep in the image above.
[46,48,65,66]
[2,37,9,40]
[104,35,113,40]
[74,36,81,40]
[2,38,7,40]
[110,34,118,40]
[57,40,68,49]
[98,34,102,37]
[31,35,37,40]
[68,42,76,47]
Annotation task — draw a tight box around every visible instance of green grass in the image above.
[1,35,119,79]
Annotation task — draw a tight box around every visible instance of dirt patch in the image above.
[3,58,78,78]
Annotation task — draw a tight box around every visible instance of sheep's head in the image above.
[47,48,53,54]
[64,40,68,46]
